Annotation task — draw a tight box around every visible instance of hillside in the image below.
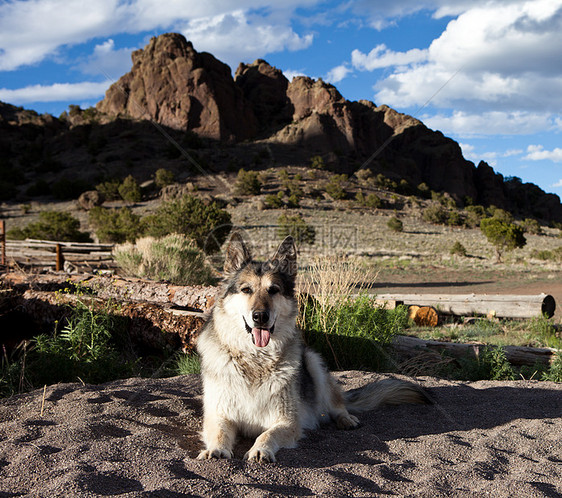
[1,32,561,222]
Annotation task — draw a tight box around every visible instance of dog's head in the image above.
[219,232,298,349]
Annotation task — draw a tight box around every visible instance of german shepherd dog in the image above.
[197,232,428,463]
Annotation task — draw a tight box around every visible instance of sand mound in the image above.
[0,372,560,496]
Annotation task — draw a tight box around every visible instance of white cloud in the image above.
[326,64,351,83]
[423,111,553,137]
[79,39,137,79]
[552,179,562,188]
[351,44,427,71]
[368,0,562,135]
[504,148,523,157]
[180,10,313,68]
[0,81,110,104]
[0,0,122,70]
[524,145,562,162]
[0,1,317,70]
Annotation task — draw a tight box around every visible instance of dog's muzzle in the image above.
[243,315,275,348]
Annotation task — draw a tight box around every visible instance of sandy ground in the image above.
[0,372,560,497]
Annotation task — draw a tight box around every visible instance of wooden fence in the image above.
[3,238,115,270]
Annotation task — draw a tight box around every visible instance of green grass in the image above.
[174,353,201,375]
[300,294,408,371]
[413,316,561,349]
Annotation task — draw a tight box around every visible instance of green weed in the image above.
[175,353,201,375]
[542,355,562,382]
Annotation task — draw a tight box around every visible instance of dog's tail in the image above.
[344,378,431,413]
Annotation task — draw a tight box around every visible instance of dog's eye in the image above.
[240,287,253,294]
[268,286,280,295]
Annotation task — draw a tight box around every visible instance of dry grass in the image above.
[298,255,377,336]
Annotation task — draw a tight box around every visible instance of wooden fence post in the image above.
[55,243,64,271]
[0,220,5,266]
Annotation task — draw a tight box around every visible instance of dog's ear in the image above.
[271,236,297,278]
[224,231,252,274]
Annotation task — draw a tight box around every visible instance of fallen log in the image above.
[377,293,555,319]
[1,272,218,311]
[9,290,205,353]
[393,334,559,367]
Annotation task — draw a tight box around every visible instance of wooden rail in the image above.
[4,238,116,269]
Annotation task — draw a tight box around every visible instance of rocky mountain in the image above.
[97,34,257,141]
[1,32,561,222]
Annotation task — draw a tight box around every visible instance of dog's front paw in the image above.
[197,447,233,460]
[336,413,360,430]
[244,446,276,463]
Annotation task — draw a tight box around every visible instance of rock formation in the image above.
[97,33,257,141]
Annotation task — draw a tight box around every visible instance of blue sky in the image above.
[1,0,562,197]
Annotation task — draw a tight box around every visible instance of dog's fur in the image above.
[196,233,428,463]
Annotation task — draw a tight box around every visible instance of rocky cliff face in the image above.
[96,33,257,141]
[93,34,515,209]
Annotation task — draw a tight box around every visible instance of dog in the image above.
[196,232,428,463]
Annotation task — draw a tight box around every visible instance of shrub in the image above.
[325,174,347,200]
[366,193,382,208]
[155,168,175,189]
[450,241,467,257]
[298,256,400,371]
[310,155,325,169]
[387,217,403,232]
[422,204,449,224]
[490,208,513,223]
[96,179,121,201]
[278,168,290,183]
[300,294,407,371]
[480,217,526,262]
[417,182,431,199]
[527,316,562,349]
[447,209,464,227]
[530,247,562,263]
[25,300,134,389]
[287,193,301,208]
[542,355,562,382]
[285,179,303,199]
[355,169,373,186]
[7,210,91,242]
[89,206,142,243]
[264,192,284,209]
[356,191,382,209]
[374,174,398,191]
[277,213,315,245]
[113,234,217,285]
[118,175,142,203]
[142,194,232,253]
[465,205,486,227]
[521,218,542,235]
[234,169,261,196]
[397,179,414,195]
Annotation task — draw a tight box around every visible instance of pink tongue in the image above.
[252,328,271,347]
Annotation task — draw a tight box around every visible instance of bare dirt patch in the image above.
[0,373,560,496]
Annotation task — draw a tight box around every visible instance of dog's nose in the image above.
[252,310,270,326]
